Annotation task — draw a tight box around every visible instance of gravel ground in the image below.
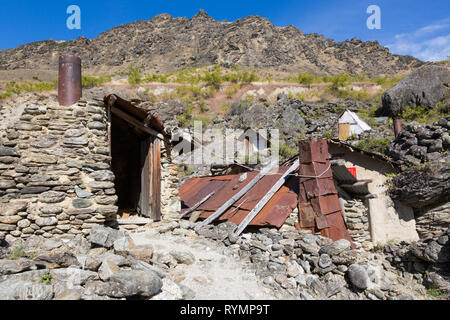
[130,230,292,300]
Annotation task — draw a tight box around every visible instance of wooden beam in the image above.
[110,106,164,140]
[139,138,150,218]
[340,180,372,188]
[180,191,216,219]
[149,137,161,221]
[194,160,279,230]
[234,159,300,236]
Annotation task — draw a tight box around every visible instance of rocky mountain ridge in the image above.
[0,10,422,77]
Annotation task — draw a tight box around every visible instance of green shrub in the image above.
[426,288,445,300]
[278,143,298,159]
[0,80,58,100]
[400,105,446,123]
[358,106,380,127]
[239,71,259,83]
[82,75,111,88]
[8,246,26,260]
[127,66,142,85]
[220,103,229,113]
[225,86,237,99]
[356,137,392,154]
[203,70,223,88]
[325,73,351,91]
[42,273,52,284]
[324,130,333,139]
[371,76,403,89]
[178,106,193,127]
[297,72,321,85]
[144,73,168,83]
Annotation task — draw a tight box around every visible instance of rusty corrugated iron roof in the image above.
[179,167,299,228]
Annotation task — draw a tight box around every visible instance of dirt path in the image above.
[130,230,292,300]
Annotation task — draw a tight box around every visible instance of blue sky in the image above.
[1,0,449,61]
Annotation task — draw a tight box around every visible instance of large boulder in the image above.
[97,270,162,298]
[390,162,450,208]
[382,65,450,117]
[89,225,126,249]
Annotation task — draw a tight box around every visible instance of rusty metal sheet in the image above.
[225,180,298,227]
[179,178,229,209]
[322,211,354,245]
[310,194,342,216]
[234,167,291,211]
[179,168,297,227]
[299,162,333,179]
[301,178,337,197]
[299,139,329,163]
[315,215,329,230]
[299,203,316,228]
[298,139,354,246]
[197,171,260,211]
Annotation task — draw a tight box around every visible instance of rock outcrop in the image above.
[386,116,450,165]
[381,65,450,117]
[384,228,450,298]
[0,10,422,77]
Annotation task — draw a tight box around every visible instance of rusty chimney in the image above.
[393,118,402,137]
[58,55,82,106]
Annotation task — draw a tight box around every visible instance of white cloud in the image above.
[387,19,450,61]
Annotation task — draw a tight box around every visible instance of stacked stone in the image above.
[415,201,450,239]
[160,143,181,220]
[190,222,426,300]
[387,116,450,164]
[0,98,118,239]
[342,199,371,249]
[383,227,450,295]
[0,226,174,300]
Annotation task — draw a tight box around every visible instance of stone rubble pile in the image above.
[188,221,427,300]
[0,225,194,300]
[382,227,450,297]
[386,116,450,165]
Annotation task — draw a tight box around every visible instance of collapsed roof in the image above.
[179,139,377,243]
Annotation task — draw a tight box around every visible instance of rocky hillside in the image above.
[0,10,422,77]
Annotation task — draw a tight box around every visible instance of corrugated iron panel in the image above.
[322,211,354,246]
[226,176,298,227]
[198,171,259,211]
[178,168,298,228]
[300,178,337,197]
[310,194,342,216]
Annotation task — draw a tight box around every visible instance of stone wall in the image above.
[0,97,118,239]
[160,142,181,220]
[415,199,450,239]
[342,199,371,250]
[387,117,450,165]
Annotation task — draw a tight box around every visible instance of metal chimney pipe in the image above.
[58,55,82,106]
[393,118,402,138]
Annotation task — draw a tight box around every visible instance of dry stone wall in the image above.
[0,97,118,239]
[160,143,181,220]
[342,199,371,250]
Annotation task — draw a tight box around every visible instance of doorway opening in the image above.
[110,115,162,221]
